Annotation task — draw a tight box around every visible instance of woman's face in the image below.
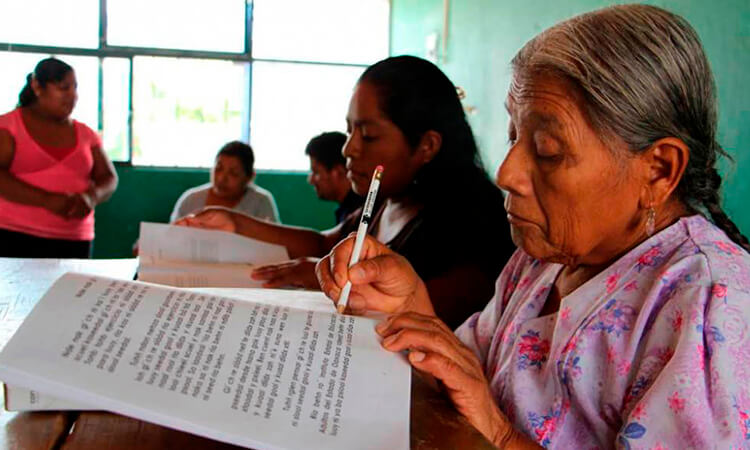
[496,74,647,267]
[211,154,250,199]
[35,71,78,119]
[343,81,427,198]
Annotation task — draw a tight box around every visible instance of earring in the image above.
[646,207,656,237]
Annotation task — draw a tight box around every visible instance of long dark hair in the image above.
[18,57,74,107]
[358,55,498,205]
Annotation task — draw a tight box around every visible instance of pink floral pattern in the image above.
[667,391,686,413]
[456,215,750,448]
[517,330,550,370]
[606,272,620,293]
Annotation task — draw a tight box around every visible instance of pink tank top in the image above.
[0,108,99,240]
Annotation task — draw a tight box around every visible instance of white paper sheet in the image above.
[139,222,289,265]
[0,274,410,450]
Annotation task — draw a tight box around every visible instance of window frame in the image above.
[0,0,389,171]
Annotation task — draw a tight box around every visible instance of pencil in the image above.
[337,165,384,314]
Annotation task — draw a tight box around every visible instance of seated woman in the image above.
[177,56,516,330]
[0,57,117,258]
[170,140,279,223]
[317,5,750,448]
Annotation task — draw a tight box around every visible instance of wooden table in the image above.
[0,258,493,450]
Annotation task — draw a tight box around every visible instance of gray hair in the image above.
[511,4,749,251]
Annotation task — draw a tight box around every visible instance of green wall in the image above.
[93,166,336,258]
[391,0,750,233]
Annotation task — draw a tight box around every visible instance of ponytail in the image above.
[17,73,36,107]
[697,166,750,252]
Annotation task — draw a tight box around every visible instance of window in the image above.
[107,0,246,53]
[0,0,390,170]
[132,57,247,167]
[102,58,130,162]
[250,61,362,171]
[0,0,99,49]
[252,0,390,65]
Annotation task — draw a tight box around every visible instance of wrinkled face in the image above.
[343,81,426,198]
[496,74,645,266]
[307,157,344,201]
[35,71,77,119]
[211,154,250,199]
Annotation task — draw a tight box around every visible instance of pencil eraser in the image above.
[375,165,384,172]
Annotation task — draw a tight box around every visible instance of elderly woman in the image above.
[318,5,750,448]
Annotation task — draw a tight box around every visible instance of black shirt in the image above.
[334,190,365,225]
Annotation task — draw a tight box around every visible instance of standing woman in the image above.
[0,57,117,258]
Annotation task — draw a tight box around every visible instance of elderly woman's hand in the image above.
[173,207,236,233]
[316,234,435,316]
[377,312,527,448]
[252,257,320,289]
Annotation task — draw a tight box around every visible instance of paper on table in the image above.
[5,286,334,411]
[139,222,289,265]
[0,274,410,450]
[3,258,139,412]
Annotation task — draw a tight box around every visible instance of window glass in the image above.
[0,52,98,130]
[250,61,362,171]
[252,0,389,65]
[107,0,245,53]
[0,0,99,49]
[0,52,40,114]
[62,55,99,130]
[132,56,247,167]
[102,58,130,161]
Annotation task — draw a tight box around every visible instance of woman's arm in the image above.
[177,207,346,259]
[87,144,118,205]
[233,211,346,258]
[0,129,70,215]
[62,143,118,219]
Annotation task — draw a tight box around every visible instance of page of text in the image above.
[0,274,409,450]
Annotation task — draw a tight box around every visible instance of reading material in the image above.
[3,287,346,412]
[138,222,290,288]
[0,273,410,450]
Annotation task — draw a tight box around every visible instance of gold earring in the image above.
[646,207,656,237]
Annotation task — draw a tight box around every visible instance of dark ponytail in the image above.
[18,74,36,107]
[17,57,74,108]
[681,143,750,252]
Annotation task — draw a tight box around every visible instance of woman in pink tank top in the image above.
[0,57,118,258]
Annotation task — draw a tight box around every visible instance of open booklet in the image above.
[0,273,410,450]
[138,222,290,288]
[3,287,343,411]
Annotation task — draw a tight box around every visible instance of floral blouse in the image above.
[456,215,750,449]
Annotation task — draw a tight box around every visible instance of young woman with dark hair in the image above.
[177,56,515,329]
[0,57,118,258]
